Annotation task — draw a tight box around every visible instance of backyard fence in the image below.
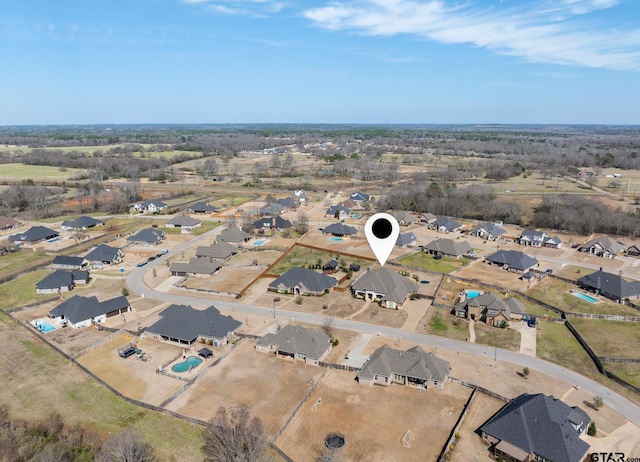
[437,387,477,462]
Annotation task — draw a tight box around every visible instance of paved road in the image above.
[126,238,640,426]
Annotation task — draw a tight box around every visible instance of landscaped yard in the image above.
[569,318,640,360]
[396,252,472,274]
[536,320,601,378]
[269,244,372,276]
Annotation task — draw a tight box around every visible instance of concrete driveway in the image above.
[509,321,537,357]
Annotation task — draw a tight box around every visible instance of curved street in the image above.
[126,225,640,427]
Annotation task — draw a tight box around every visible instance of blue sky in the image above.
[1,0,639,124]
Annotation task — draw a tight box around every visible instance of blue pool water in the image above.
[172,356,202,373]
[573,292,598,303]
[47,237,61,243]
[33,319,56,333]
[466,290,482,299]
[329,237,343,242]
[352,214,361,219]
[252,239,266,246]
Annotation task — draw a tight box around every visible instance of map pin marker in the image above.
[365,213,400,267]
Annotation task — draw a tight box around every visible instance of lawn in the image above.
[0,270,53,310]
[569,318,640,360]
[0,251,53,280]
[0,163,87,181]
[603,362,640,389]
[269,244,372,276]
[427,309,469,341]
[536,320,601,378]
[527,278,640,317]
[474,322,521,351]
[396,252,472,274]
[555,265,596,280]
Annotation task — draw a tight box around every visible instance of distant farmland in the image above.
[0,163,87,181]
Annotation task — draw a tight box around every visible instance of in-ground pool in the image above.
[252,239,266,246]
[466,290,482,299]
[172,356,202,373]
[572,292,598,303]
[352,214,361,219]
[47,237,61,243]
[32,319,56,333]
[329,237,343,242]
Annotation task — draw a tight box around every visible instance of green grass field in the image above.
[603,362,640,388]
[536,320,601,378]
[0,270,52,310]
[570,318,640,360]
[0,163,87,181]
[396,252,472,274]
[0,251,53,281]
[269,245,372,276]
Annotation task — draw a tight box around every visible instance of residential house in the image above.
[322,222,357,237]
[390,211,417,226]
[49,295,130,329]
[518,229,562,249]
[0,216,21,231]
[165,216,202,233]
[326,204,351,220]
[626,244,640,257]
[61,216,104,230]
[9,226,59,245]
[423,238,472,258]
[357,345,450,389]
[485,250,538,273]
[133,199,167,212]
[269,267,338,296]
[420,212,437,224]
[479,393,591,462]
[188,202,217,214]
[170,258,222,277]
[126,228,165,246]
[577,269,640,302]
[147,304,242,346]
[84,244,123,268]
[470,222,506,241]
[351,267,419,309]
[579,236,624,258]
[256,324,332,366]
[349,191,370,203]
[395,232,417,248]
[36,270,90,294]
[260,203,286,216]
[52,255,87,270]
[252,216,292,232]
[453,292,524,326]
[323,259,339,273]
[429,217,462,233]
[294,190,307,203]
[218,227,250,244]
[276,197,298,210]
[195,242,237,260]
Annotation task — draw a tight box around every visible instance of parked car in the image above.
[433,254,443,260]
[147,256,156,262]
[136,262,147,267]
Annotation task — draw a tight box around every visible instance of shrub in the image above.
[587,421,596,436]
[333,339,339,346]
[121,287,129,296]
[294,296,303,305]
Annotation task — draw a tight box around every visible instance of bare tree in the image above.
[97,429,155,462]
[202,405,267,462]
[592,396,604,411]
[293,212,309,235]
[322,317,335,339]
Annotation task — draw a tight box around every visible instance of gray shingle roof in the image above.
[432,217,462,231]
[189,202,216,213]
[84,244,122,264]
[0,216,21,230]
[166,216,201,227]
[520,229,546,242]
[218,227,250,243]
[424,238,472,256]
[139,199,167,209]
[350,267,420,304]
[53,255,85,267]
[257,324,331,360]
[269,268,338,293]
[170,258,222,275]
[252,216,292,229]
[196,242,236,259]
[390,211,416,224]
[49,295,129,325]
[479,393,590,462]
[36,270,89,290]
[9,226,58,243]
[326,204,351,216]
[577,270,640,299]
[127,228,164,244]
[61,216,104,229]
[395,232,417,247]
[322,222,357,236]
[147,304,242,343]
[581,237,624,255]
[358,345,449,383]
[261,203,286,215]
[471,222,506,238]
[349,192,370,201]
[486,250,538,271]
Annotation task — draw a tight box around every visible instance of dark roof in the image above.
[326,204,351,216]
[577,270,640,299]
[252,216,292,229]
[358,345,449,383]
[349,192,370,201]
[218,227,250,243]
[396,232,417,247]
[432,217,462,231]
[166,216,201,227]
[9,226,58,243]
[260,203,286,215]
[36,270,90,290]
[520,229,546,241]
[84,244,122,263]
[127,228,164,243]
[196,242,236,259]
[472,222,506,238]
[455,292,524,320]
[61,216,104,229]
[257,324,331,360]
[189,202,216,213]
[276,197,297,208]
[269,268,338,293]
[389,211,416,224]
[324,259,339,269]
[581,237,624,255]
[170,258,222,275]
[139,199,167,208]
[322,222,357,236]
[351,267,420,304]
[479,393,590,462]
[49,295,129,325]
[147,304,242,343]
[198,347,213,358]
[486,250,538,271]
[52,255,85,267]
[0,216,21,230]
[424,238,472,256]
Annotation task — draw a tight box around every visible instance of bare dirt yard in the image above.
[276,368,472,462]
[451,393,504,462]
[76,333,185,405]
[455,261,534,292]
[180,267,264,294]
[164,339,325,435]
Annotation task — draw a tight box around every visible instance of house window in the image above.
[393,373,404,382]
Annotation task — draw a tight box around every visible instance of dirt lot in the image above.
[451,393,504,462]
[165,340,325,435]
[76,333,185,405]
[455,261,534,292]
[276,368,472,462]
[180,267,265,294]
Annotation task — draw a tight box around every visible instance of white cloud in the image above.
[183,0,286,15]
[303,0,640,71]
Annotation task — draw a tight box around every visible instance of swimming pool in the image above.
[32,319,56,333]
[352,214,361,219]
[252,239,266,246]
[172,356,202,373]
[329,237,343,242]
[47,237,61,243]
[466,290,482,299]
[573,292,598,303]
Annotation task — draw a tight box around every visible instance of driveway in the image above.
[509,321,537,356]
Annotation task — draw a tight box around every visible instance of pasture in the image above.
[0,163,86,181]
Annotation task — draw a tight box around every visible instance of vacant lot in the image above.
[536,320,601,378]
[276,369,471,462]
[451,393,503,462]
[182,266,264,294]
[570,318,640,360]
[455,262,533,292]
[0,163,87,180]
[165,340,324,435]
[269,244,372,276]
[396,252,473,274]
[0,270,54,310]
[604,362,640,388]
[0,251,53,282]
